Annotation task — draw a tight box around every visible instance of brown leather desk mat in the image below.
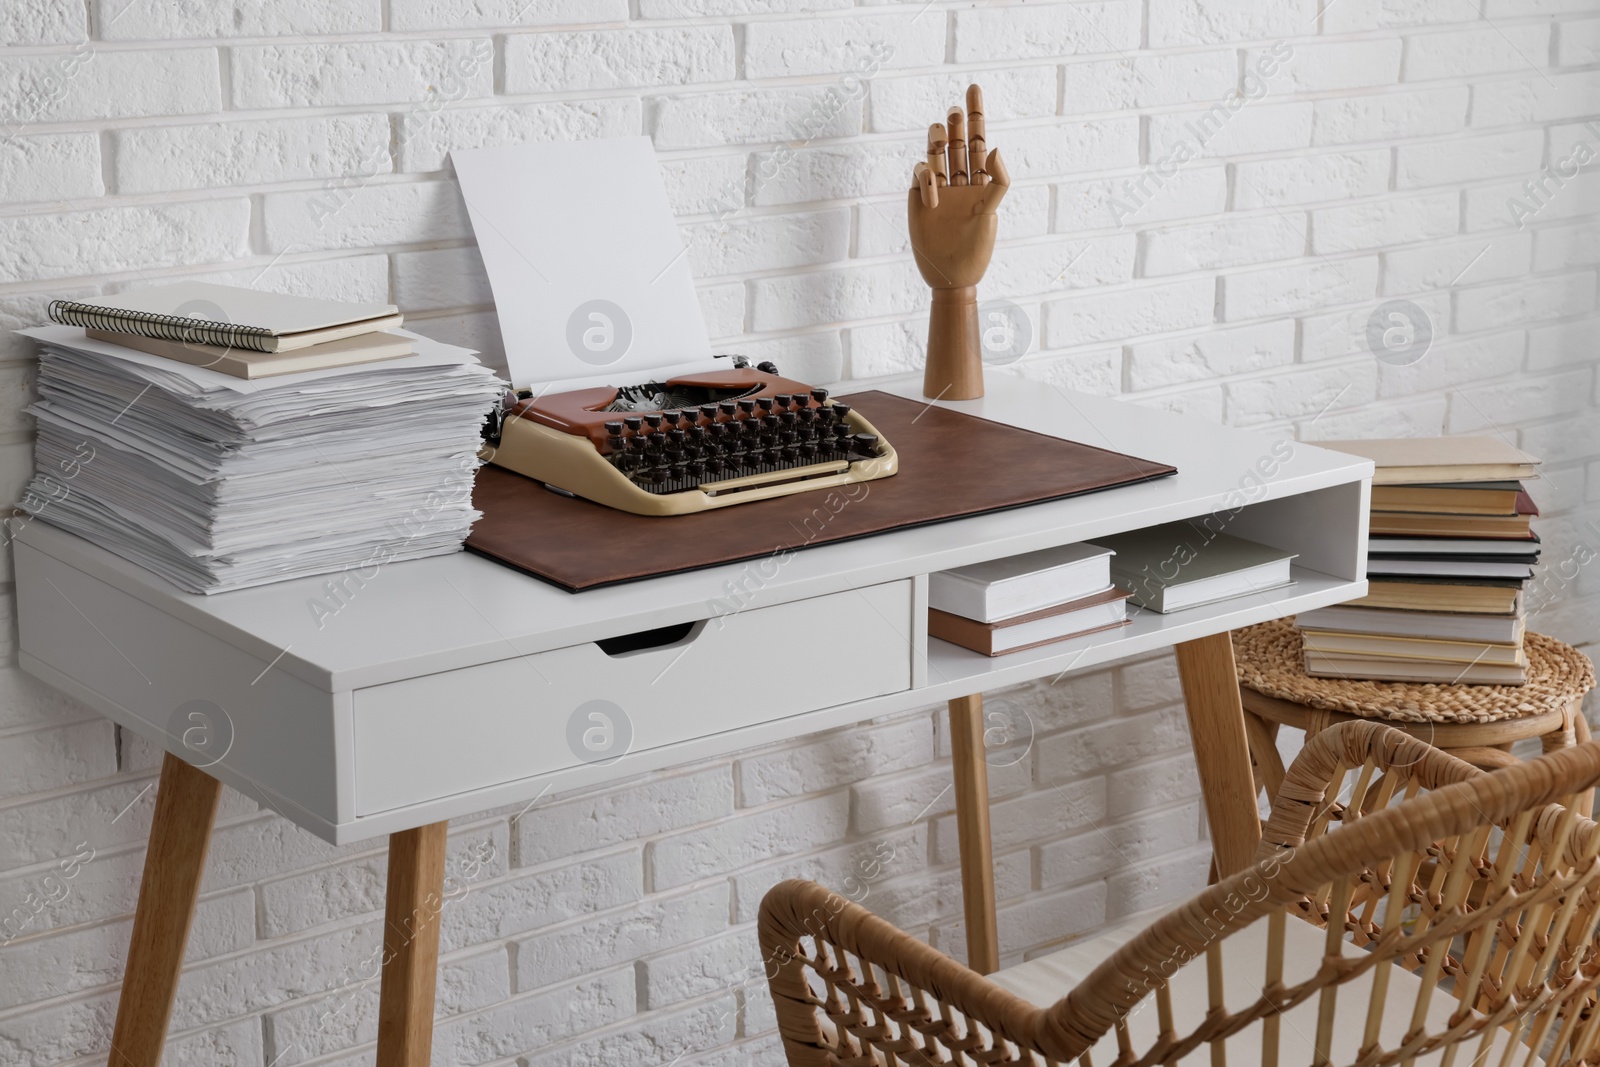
[466,390,1176,592]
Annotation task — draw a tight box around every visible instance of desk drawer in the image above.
[351,580,914,816]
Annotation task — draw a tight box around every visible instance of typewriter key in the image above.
[851,433,879,455]
[668,428,685,446]
[604,420,624,435]
[773,393,791,409]
[643,413,663,430]
[811,388,829,404]
[832,423,851,439]
[831,402,852,421]
[623,415,643,434]
[737,398,756,415]
[756,396,775,413]
[718,400,738,417]
[699,404,717,420]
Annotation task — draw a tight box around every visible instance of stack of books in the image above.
[928,543,1131,656]
[1301,437,1541,685]
[19,286,504,594]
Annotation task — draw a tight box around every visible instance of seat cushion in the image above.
[990,911,1536,1067]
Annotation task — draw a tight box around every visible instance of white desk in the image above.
[14,372,1371,1066]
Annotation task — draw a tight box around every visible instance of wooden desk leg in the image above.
[109,753,222,1067]
[948,694,999,975]
[1174,633,1262,877]
[376,821,449,1067]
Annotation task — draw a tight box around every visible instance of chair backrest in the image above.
[759,721,1600,1067]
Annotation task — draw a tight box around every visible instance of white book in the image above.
[1366,557,1534,580]
[1304,652,1527,686]
[928,542,1114,623]
[1091,523,1297,614]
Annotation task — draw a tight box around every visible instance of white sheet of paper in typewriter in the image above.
[452,135,723,394]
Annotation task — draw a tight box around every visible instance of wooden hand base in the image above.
[923,285,983,401]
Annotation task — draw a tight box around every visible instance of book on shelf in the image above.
[1299,629,1526,666]
[927,541,1114,623]
[1365,557,1533,580]
[1370,481,1526,515]
[1294,604,1524,644]
[88,329,415,380]
[1304,651,1528,686]
[928,587,1131,656]
[49,282,402,353]
[1318,437,1539,485]
[1367,535,1539,559]
[1090,523,1296,614]
[1367,511,1533,539]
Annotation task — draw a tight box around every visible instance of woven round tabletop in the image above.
[1233,618,1596,724]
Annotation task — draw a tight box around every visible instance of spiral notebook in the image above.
[49,282,401,353]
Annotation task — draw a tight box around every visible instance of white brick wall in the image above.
[1,1,1597,1064]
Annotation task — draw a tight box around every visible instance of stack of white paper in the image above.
[19,325,506,594]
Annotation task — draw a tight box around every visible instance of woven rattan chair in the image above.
[759,720,1600,1067]
[1234,618,1596,811]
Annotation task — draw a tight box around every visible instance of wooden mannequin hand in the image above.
[907,84,1010,291]
[909,84,1010,400]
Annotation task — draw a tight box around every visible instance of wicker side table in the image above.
[1231,618,1597,813]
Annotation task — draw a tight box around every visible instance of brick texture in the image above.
[0,2,1597,1064]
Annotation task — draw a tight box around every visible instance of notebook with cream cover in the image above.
[86,329,414,379]
[51,282,400,352]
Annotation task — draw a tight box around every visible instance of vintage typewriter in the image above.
[482,358,897,516]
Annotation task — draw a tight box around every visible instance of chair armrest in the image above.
[1256,720,1481,861]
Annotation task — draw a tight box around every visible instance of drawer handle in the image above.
[595,620,703,657]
